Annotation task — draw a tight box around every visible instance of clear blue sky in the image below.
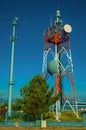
[0,0,86,102]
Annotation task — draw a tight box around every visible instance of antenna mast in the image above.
[8,17,18,117]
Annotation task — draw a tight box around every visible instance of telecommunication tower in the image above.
[42,10,78,120]
[8,17,18,117]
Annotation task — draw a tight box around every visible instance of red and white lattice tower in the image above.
[42,10,78,120]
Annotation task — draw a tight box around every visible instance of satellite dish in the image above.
[64,24,72,33]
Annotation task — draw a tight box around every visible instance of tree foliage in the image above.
[12,98,23,111]
[20,75,58,121]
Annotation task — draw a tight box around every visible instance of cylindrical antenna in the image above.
[57,0,60,10]
[50,14,52,27]
[8,17,18,117]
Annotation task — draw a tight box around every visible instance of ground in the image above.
[0,127,86,130]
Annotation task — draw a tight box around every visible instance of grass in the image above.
[59,111,82,122]
[44,111,83,122]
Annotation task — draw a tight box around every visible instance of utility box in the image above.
[41,120,46,128]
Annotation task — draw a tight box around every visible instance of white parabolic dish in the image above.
[64,24,72,33]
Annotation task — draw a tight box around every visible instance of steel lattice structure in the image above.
[42,10,78,120]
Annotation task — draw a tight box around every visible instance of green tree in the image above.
[20,75,58,121]
[12,98,23,111]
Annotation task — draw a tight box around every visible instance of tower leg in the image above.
[75,100,79,118]
[56,100,60,120]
